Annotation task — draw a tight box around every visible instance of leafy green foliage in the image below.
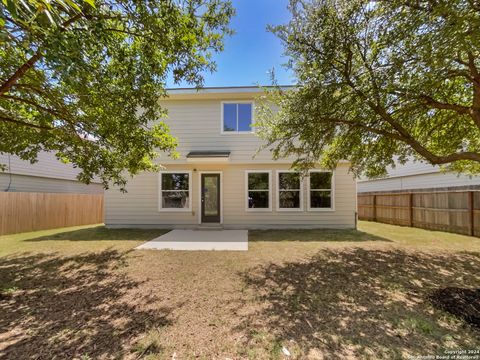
[2,0,94,27]
[256,0,480,177]
[0,0,233,189]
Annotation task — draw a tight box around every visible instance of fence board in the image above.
[0,192,104,235]
[358,190,479,237]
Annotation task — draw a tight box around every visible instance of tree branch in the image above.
[2,94,64,117]
[419,94,471,114]
[467,52,480,129]
[323,116,480,164]
[0,13,84,96]
[343,66,480,165]
[0,115,53,130]
[0,51,43,96]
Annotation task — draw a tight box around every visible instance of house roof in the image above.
[165,85,294,100]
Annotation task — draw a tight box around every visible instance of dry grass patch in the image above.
[0,222,479,359]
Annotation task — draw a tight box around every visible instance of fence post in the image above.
[468,191,474,236]
[409,193,414,227]
[372,194,377,222]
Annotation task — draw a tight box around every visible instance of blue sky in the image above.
[167,0,294,88]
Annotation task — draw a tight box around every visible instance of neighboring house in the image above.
[105,86,357,229]
[0,152,103,194]
[357,158,480,193]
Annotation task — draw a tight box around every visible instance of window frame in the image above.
[307,170,335,212]
[276,170,304,212]
[220,100,255,134]
[245,170,272,212]
[158,170,192,212]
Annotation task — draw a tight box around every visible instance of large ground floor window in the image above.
[245,171,271,211]
[159,171,191,211]
[277,171,303,211]
[308,171,333,210]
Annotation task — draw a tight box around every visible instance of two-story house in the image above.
[104,86,357,229]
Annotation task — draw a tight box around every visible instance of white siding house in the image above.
[358,159,480,193]
[105,86,357,229]
[0,151,103,194]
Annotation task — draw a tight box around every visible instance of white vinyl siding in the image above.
[158,99,286,163]
[0,173,103,194]
[105,94,357,229]
[358,159,480,192]
[105,163,356,229]
[0,152,101,183]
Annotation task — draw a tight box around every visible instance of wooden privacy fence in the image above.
[358,191,480,237]
[0,192,104,236]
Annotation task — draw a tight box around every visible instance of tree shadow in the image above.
[24,226,168,242]
[238,248,480,358]
[0,249,174,359]
[430,287,480,329]
[249,229,391,242]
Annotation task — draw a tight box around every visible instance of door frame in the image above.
[198,171,223,224]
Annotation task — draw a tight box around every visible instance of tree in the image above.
[0,0,234,189]
[255,0,480,178]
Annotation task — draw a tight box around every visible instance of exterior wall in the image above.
[0,152,103,194]
[0,152,87,181]
[358,159,480,193]
[0,173,104,194]
[105,162,356,229]
[158,99,291,164]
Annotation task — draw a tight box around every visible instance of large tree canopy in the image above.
[256,0,480,178]
[0,0,233,189]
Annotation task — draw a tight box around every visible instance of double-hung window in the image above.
[222,102,253,133]
[159,171,191,211]
[277,171,303,211]
[308,171,333,210]
[246,171,271,211]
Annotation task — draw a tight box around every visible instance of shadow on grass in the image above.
[25,226,168,242]
[0,249,173,359]
[249,229,391,242]
[238,248,480,358]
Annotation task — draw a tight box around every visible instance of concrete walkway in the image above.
[136,229,248,251]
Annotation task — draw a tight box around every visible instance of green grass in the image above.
[0,221,479,359]
[0,224,168,257]
[358,221,480,251]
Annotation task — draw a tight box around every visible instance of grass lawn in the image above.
[0,222,479,359]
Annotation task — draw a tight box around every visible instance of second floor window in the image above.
[223,102,253,132]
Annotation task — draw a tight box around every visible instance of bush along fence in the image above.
[0,192,104,236]
[358,190,480,237]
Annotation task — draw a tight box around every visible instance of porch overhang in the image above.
[186,151,231,163]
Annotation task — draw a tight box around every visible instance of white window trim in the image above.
[307,170,335,212]
[220,100,255,135]
[276,170,304,212]
[158,170,192,212]
[198,171,223,224]
[245,170,272,212]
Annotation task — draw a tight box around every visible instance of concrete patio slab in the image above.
[135,229,248,251]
